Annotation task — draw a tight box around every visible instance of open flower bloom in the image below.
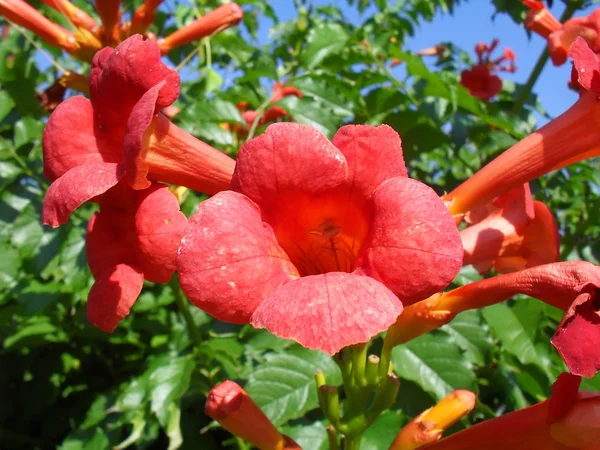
[420,373,600,450]
[389,390,476,450]
[460,183,559,274]
[41,35,235,228]
[548,10,600,66]
[460,40,515,100]
[0,0,101,61]
[130,0,164,35]
[444,37,600,216]
[86,181,186,332]
[385,261,600,377]
[158,3,243,54]
[523,0,562,39]
[206,381,300,450]
[177,123,463,355]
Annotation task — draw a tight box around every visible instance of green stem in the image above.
[512,2,579,113]
[343,435,361,450]
[327,426,340,450]
[170,275,203,350]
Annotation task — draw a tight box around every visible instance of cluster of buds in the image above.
[524,0,600,66]
[0,1,243,111]
[460,39,516,100]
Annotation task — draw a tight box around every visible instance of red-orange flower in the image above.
[41,35,235,227]
[41,0,98,31]
[206,381,300,450]
[460,183,559,274]
[445,37,600,216]
[130,0,164,35]
[550,10,600,66]
[158,3,243,54]
[385,261,600,377]
[239,82,303,130]
[421,373,600,449]
[460,40,516,100]
[86,181,186,332]
[177,123,463,355]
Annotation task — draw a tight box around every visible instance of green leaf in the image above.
[0,243,20,290]
[148,353,194,427]
[291,76,354,116]
[0,90,15,122]
[302,23,349,69]
[245,346,341,426]
[440,310,495,366]
[59,428,110,450]
[361,410,404,450]
[3,317,67,349]
[391,333,477,401]
[283,421,329,450]
[14,116,44,149]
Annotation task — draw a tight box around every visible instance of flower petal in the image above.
[251,273,403,355]
[331,124,407,200]
[90,35,180,130]
[86,210,137,279]
[87,263,144,332]
[569,36,600,93]
[42,162,124,227]
[122,82,164,189]
[356,177,463,305]
[43,96,122,181]
[552,291,600,378]
[231,122,347,216]
[134,183,187,283]
[177,191,299,324]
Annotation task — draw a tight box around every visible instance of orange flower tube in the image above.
[41,0,98,31]
[421,374,600,450]
[0,0,78,52]
[95,0,120,43]
[523,0,562,39]
[130,0,164,34]
[206,381,300,450]
[158,3,243,54]
[389,390,476,450]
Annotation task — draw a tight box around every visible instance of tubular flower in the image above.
[548,10,600,66]
[41,35,235,228]
[460,183,559,274]
[420,373,600,450]
[389,390,476,450]
[177,123,463,355]
[206,381,300,450]
[86,181,186,332]
[384,261,600,377]
[523,0,562,39]
[444,37,600,216]
[130,0,164,35]
[158,3,243,54]
[95,0,121,44]
[41,0,98,31]
[460,40,516,101]
[0,0,100,61]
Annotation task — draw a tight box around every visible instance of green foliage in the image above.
[1,0,599,448]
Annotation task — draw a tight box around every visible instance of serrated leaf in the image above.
[391,333,477,401]
[302,23,349,69]
[245,346,341,426]
[441,310,494,366]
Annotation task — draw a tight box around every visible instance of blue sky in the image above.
[261,0,597,121]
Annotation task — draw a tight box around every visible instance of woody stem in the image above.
[512,2,578,113]
[170,274,203,350]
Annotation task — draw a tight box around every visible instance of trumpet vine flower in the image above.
[206,381,300,450]
[86,181,186,332]
[445,37,600,216]
[41,0,98,31]
[177,123,463,355]
[130,0,165,35]
[523,0,562,39]
[385,261,600,377]
[420,373,600,449]
[42,35,235,228]
[460,183,559,274]
[389,390,476,450]
[460,40,515,100]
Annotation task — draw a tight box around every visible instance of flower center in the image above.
[294,219,359,276]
